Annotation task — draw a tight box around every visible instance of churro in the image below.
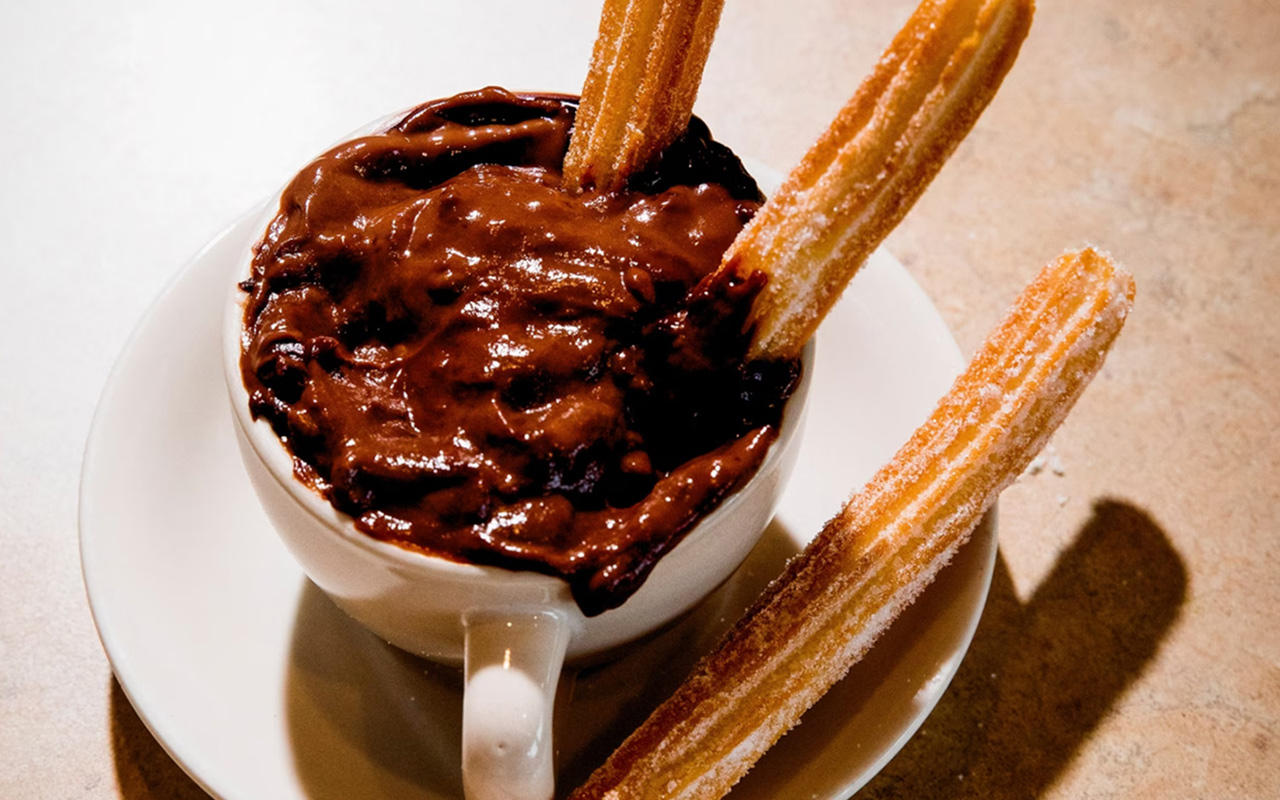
[569,248,1135,800]
[563,0,725,192]
[715,0,1034,361]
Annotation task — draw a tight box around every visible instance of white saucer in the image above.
[80,211,996,800]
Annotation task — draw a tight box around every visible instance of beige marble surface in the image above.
[2,0,1277,798]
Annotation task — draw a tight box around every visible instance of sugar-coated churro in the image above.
[716,0,1034,361]
[569,248,1135,800]
[564,0,725,193]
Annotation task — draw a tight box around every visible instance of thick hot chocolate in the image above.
[238,87,798,615]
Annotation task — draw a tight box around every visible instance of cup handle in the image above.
[462,609,571,800]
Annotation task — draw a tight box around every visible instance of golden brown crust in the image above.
[718,0,1035,360]
[567,248,1135,800]
[564,0,726,193]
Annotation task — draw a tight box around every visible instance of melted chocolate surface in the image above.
[240,88,798,615]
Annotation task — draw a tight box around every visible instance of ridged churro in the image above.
[569,248,1135,800]
[563,0,725,192]
[716,0,1035,361]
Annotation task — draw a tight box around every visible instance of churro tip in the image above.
[1067,246,1137,310]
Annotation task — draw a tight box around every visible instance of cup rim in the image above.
[220,102,813,603]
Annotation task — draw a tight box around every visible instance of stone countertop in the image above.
[2,0,1276,797]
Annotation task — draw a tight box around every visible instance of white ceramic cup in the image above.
[221,115,811,800]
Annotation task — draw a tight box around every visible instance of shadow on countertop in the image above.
[854,498,1187,799]
[110,679,210,799]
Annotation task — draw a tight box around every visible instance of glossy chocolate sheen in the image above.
[239,88,798,615]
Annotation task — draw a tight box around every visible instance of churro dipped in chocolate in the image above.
[718,0,1035,360]
[569,248,1135,800]
[564,0,725,192]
